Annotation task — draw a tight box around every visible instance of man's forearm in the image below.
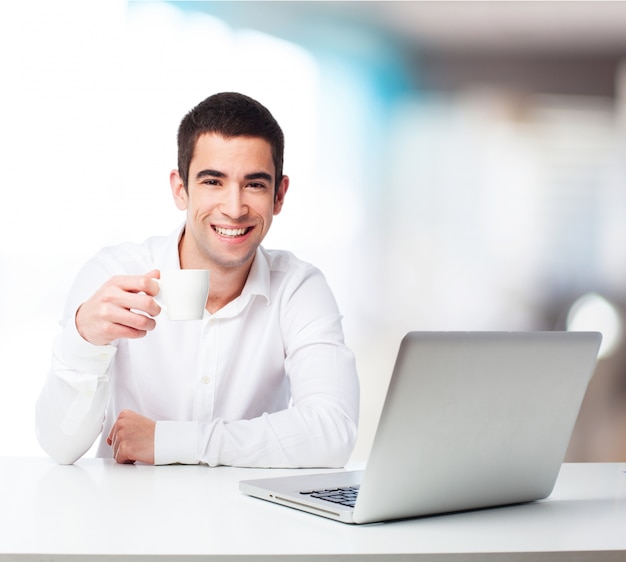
[196,401,358,468]
[35,370,109,464]
[36,325,115,464]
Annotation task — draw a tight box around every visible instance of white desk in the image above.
[1,457,625,561]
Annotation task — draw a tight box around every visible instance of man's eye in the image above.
[247,182,267,190]
[202,179,221,186]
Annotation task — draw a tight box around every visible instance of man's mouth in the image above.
[213,226,252,238]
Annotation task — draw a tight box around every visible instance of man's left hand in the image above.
[107,410,156,464]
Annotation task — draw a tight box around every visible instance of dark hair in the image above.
[177,92,285,193]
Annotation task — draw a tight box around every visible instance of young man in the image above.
[36,92,359,467]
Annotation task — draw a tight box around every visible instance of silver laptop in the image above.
[240,331,602,524]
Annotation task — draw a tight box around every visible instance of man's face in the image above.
[172,132,288,272]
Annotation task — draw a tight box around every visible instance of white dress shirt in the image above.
[36,226,359,467]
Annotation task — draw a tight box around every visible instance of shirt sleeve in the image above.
[182,265,360,468]
[35,258,118,465]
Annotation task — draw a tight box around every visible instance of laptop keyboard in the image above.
[299,485,360,508]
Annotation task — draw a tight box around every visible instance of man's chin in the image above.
[209,248,257,270]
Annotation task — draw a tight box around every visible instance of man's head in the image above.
[177,92,285,196]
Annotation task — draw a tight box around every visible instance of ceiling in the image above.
[172,1,626,55]
[314,1,626,55]
[308,1,626,97]
[172,1,626,96]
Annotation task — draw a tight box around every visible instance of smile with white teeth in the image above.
[214,226,250,238]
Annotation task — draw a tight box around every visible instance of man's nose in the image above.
[221,185,248,219]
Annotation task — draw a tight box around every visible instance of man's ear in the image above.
[170,170,189,211]
[273,175,289,216]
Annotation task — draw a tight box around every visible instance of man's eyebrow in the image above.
[195,169,225,180]
[194,170,273,182]
[245,172,273,182]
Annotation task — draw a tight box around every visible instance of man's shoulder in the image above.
[92,230,178,272]
[259,247,330,297]
[97,234,164,258]
[260,247,316,275]
[258,247,338,313]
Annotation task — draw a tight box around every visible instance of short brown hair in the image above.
[177,92,285,194]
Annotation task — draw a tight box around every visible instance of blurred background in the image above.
[1,0,626,462]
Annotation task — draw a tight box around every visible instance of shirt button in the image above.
[97,353,109,362]
[201,376,210,385]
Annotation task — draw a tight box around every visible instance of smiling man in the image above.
[36,92,359,467]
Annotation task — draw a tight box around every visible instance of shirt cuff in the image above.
[154,421,200,465]
[55,315,116,375]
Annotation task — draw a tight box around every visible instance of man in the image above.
[36,92,359,467]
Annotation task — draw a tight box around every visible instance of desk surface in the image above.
[1,457,625,561]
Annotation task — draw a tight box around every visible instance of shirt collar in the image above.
[242,247,271,306]
[208,250,271,319]
[163,223,185,270]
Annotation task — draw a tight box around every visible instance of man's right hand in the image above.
[75,270,161,346]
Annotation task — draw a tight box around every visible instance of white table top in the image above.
[1,457,625,561]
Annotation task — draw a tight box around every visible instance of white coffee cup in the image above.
[155,269,210,321]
